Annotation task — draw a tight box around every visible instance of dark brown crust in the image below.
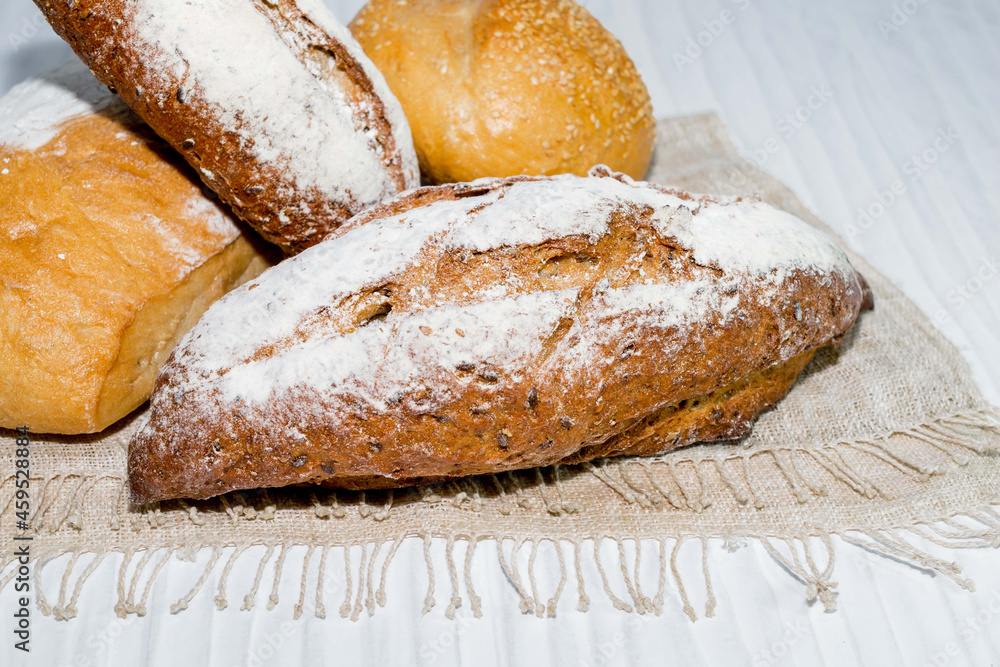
[128,174,870,504]
[302,350,818,490]
[560,349,817,463]
[252,0,409,195]
[331,168,744,240]
[33,0,413,255]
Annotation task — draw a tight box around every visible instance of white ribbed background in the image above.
[1,1,998,665]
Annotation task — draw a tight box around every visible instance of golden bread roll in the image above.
[0,62,274,434]
[33,0,420,255]
[128,169,870,503]
[349,0,656,184]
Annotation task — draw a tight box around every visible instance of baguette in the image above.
[33,0,419,255]
[128,168,870,503]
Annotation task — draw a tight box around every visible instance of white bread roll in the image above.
[350,0,656,184]
[0,62,274,434]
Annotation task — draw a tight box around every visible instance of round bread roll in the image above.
[33,0,420,255]
[349,0,656,184]
[0,62,274,434]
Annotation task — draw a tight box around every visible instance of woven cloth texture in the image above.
[2,113,998,619]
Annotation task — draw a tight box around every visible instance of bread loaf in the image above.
[34,0,419,255]
[0,62,274,434]
[128,168,869,503]
[349,0,655,184]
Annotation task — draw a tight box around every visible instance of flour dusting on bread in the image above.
[672,200,850,278]
[129,170,868,502]
[0,61,242,258]
[225,289,580,406]
[126,0,414,213]
[0,61,271,434]
[0,60,125,150]
[32,0,420,253]
[174,172,857,395]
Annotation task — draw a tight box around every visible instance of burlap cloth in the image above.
[3,114,999,621]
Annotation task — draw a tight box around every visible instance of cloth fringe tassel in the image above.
[1,409,998,620]
[5,514,1000,621]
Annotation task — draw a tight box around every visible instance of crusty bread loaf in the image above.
[128,168,869,503]
[0,62,274,435]
[33,0,419,255]
[349,0,655,184]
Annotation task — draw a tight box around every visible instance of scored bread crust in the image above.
[128,169,870,503]
[34,0,419,255]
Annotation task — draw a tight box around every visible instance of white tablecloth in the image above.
[2,1,999,665]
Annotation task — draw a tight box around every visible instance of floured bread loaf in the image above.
[0,61,274,434]
[34,0,420,255]
[129,168,870,503]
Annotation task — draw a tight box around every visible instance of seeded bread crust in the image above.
[128,170,870,503]
[349,0,656,184]
[34,0,419,255]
